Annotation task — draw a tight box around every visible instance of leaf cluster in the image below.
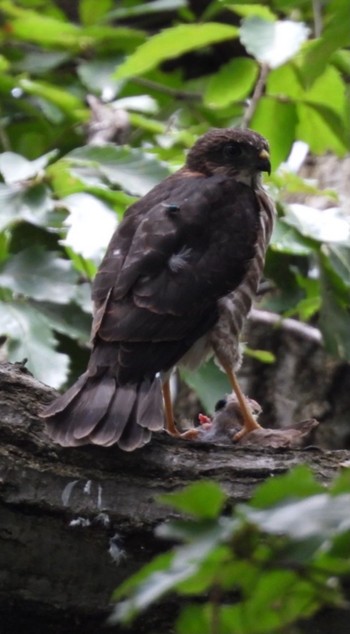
[111,467,350,634]
[0,0,349,393]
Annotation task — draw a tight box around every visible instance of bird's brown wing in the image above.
[89,171,261,384]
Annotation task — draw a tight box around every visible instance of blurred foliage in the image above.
[0,0,349,392]
[111,467,350,633]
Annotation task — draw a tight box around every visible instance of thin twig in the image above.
[312,0,323,37]
[249,308,323,345]
[241,63,269,129]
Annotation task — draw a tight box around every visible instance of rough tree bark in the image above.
[1,362,350,634]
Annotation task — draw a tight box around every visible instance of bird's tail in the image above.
[41,372,165,451]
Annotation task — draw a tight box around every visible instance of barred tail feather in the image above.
[41,374,165,451]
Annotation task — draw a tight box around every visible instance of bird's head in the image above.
[186,128,271,184]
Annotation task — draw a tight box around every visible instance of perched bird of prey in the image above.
[42,128,275,451]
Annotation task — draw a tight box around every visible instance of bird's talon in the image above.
[233,422,262,443]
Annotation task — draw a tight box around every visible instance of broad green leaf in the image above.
[2,7,83,49]
[180,359,230,414]
[113,551,174,602]
[112,95,159,114]
[270,218,313,255]
[33,301,91,343]
[177,605,210,634]
[296,102,348,155]
[244,493,350,540]
[271,169,338,199]
[19,79,88,120]
[13,50,70,75]
[114,23,239,79]
[267,63,303,100]
[319,263,350,361]
[223,572,319,633]
[61,193,117,260]
[0,301,69,388]
[0,247,78,304]
[205,58,258,108]
[227,4,276,21]
[296,0,350,85]
[0,150,57,184]
[244,347,276,363]
[250,465,324,509]
[66,145,170,196]
[251,98,297,168]
[82,25,145,53]
[331,49,350,75]
[106,0,186,20]
[0,183,54,231]
[240,17,309,68]
[77,58,123,100]
[302,65,346,117]
[159,481,227,519]
[284,204,350,243]
[113,556,196,623]
[79,0,113,25]
[288,296,321,321]
[322,244,350,290]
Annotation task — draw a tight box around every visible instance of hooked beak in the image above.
[257,148,271,175]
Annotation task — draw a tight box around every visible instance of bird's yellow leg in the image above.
[224,365,262,441]
[162,379,180,437]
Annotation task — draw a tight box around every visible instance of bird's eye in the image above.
[223,142,243,160]
[215,398,227,411]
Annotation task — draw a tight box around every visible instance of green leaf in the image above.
[66,145,170,196]
[19,79,88,121]
[0,150,57,184]
[77,57,123,99]
[302,65,346,117]
[0,247,78,304]
[223,571,319,633]
[251,98,297,168]
[270,218,314,255]
[61,193,117,260]
[33,301,91,343]
[244,492,350,540]
[159,481,227,519]
[250,465,324,509]
[296,0,350,85]
[319,260,350,361]
[322,244,350,290]
[79,0,113,25]
[244,347,276,363]
[227,4,276,21]
[296,103,348,155]
[267,63,303,100]
[0,183,54,231]
[3,6,83,49]
[180,359,230,414]
[240,17,309,68]
[284,204,350,243]
[0,301,69,388]
[106,0,187,20]
[205,58,258,108]
[114,23,238,79]
[177,605,210,634]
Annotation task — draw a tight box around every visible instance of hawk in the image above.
[42,128,275,451]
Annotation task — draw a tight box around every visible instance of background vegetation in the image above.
[0,2,349,632]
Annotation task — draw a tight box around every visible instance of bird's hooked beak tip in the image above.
[258,149,271,175]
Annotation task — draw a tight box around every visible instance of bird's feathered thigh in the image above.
[43,170,261,449]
